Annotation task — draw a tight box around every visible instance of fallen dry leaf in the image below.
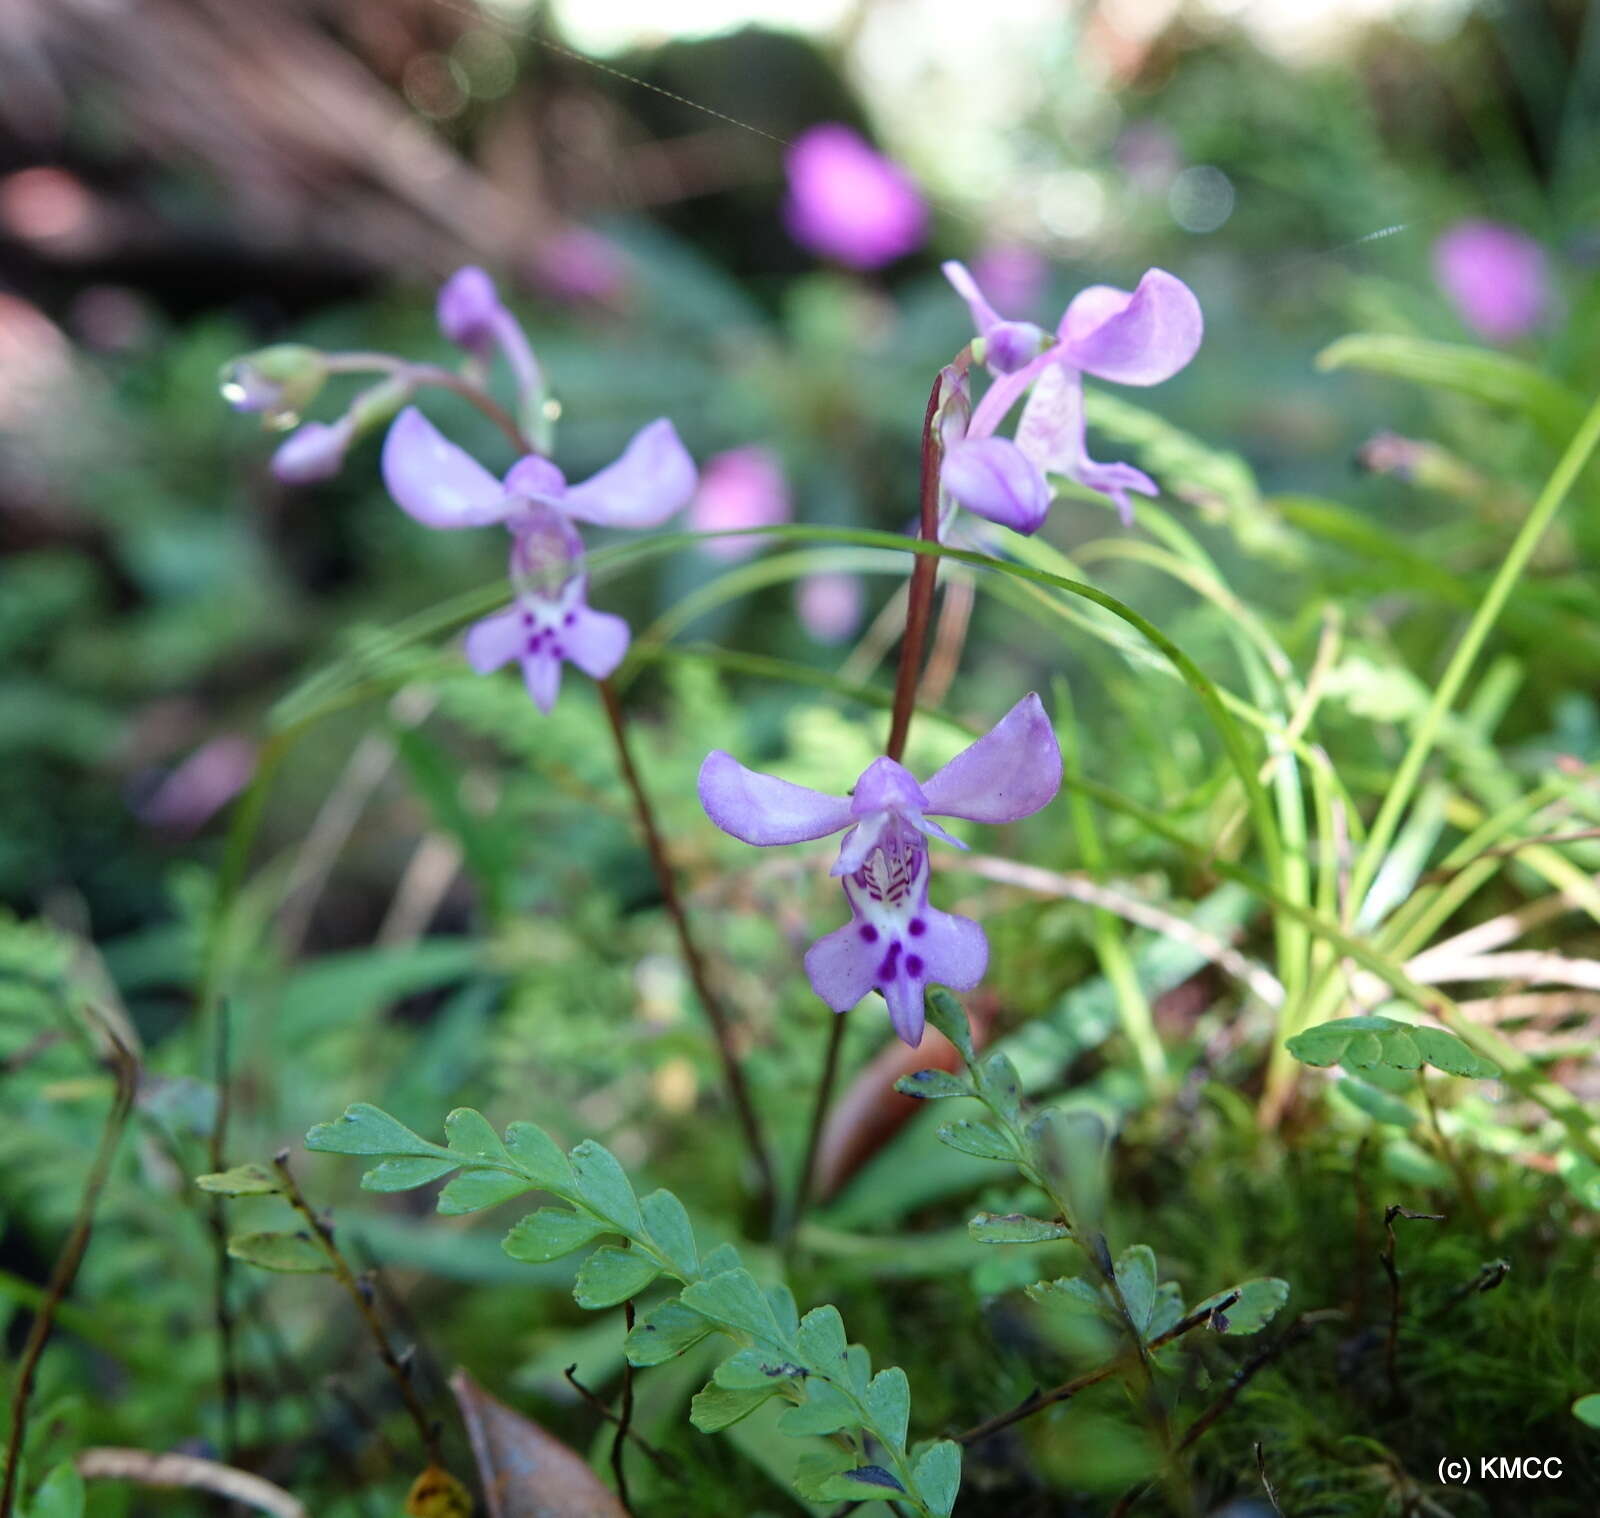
[450,1370,629,1518]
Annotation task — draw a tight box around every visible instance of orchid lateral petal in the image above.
[697,753,854,847]
[561,419,696,529]
[382,407,512,528]
[921,693,1062,824]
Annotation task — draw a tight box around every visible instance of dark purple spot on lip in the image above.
[905,954,924,978]
[877,941,902,980]
[564,611,577,626]
[859,924,879,943]
[549,643,565,660]
[908,917,926,936]
[522,612,534,626]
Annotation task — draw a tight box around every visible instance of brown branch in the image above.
[2,1030,138,1518]
[1379,1205,1443,1409]
[955,1291,1240,1446]
[597,679,776,1223]
[75,1449,307,1518]
[563,1365,679,1479]
[272,1154,443,1467]
[611,1301,636,1508]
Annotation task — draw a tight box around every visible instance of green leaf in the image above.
[1288,1016,1498,1079]
[1030,1107,1110,1231]
[626,1297,713,1366]
[842,1342,872,1399]
[305,1103,445,1158]
[796,1305,848,1373]
[1146,1281,1186,1341]
[912,1439,962,1517]
[359,1156,460,1192]
[1572,1393,1600,1429]
[195,1164,281,1196]
[227,1230,332,1274]
[503,1208,612,1264]
[640,1189,698,1277]
[866,1366,910,1449]
[776,1377,857,1436]
[968,1212,1071,1245]
[701,1241,743,1275]
[24,1462,85,1518]
[1315,333,1586,444]
[1026,1275,1112,1318]
[894,1068,973,1101]
[924,988,975,1065]
[1334,1077,1418,1130]
[680,1268,785,1348]
[568,1140,644,1234]
[766,1282,800,1344]
[1192,1277,1290,1335]
[791,1447,858,1500]
[689,1379,778,1433]
[973,1052,1023,1126]
[573,1246,661,1309]
[444,1108,511,1163]
[504,1122,574,1192]
[935,1119,1017,1163]
[1114,1245,1158,1337]
[437,1169,536,1216]
[712,1348,805,1390]
[1411,1026,1500,1079]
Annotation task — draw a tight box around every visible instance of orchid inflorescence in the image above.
[224,257,1194,1043]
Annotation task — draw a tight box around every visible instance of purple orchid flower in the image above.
[381,406,696,712]
[939,259,1202,528]
[698,694,1061,1045]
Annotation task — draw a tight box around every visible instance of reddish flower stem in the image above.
[787,361,960,1249]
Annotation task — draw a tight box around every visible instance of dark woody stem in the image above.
[787,358,964,1250]
[597,679,779,1225]
[323,352,530,455]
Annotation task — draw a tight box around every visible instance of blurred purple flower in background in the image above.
[1432,220,1550,344]
[698,694,1061,1044]
[797,572,864,644]
[532,227,631,304]
[690,446,792,559]
[138,736,258,834]
[783,123,927,270]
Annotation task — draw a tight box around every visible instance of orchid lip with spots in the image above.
[939,258,1203,529]
[698,694,1062,1044]
[380,405,696,712]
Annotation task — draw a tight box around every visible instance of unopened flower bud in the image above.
[975,320,1050,374]
[219,344,327,424]
[437,266,502,352]
[271,418,354,484]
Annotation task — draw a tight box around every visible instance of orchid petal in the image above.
[1058,268,1202,386]
[941,438,1051,535]
[881,974,927,1045]
[503,456,567,501]
[382,408,512,528]
[698,752,853,846]
[522,649,563,714]
[942,259,1003,334]
[803,922,880,1014]
[922,693,1063,824]
[1016,366,1158,523]
[915,907,988,994]
[830,814,888,878]
[562,419,696,528]
[563,604,630,680]
[463,607,527,674]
